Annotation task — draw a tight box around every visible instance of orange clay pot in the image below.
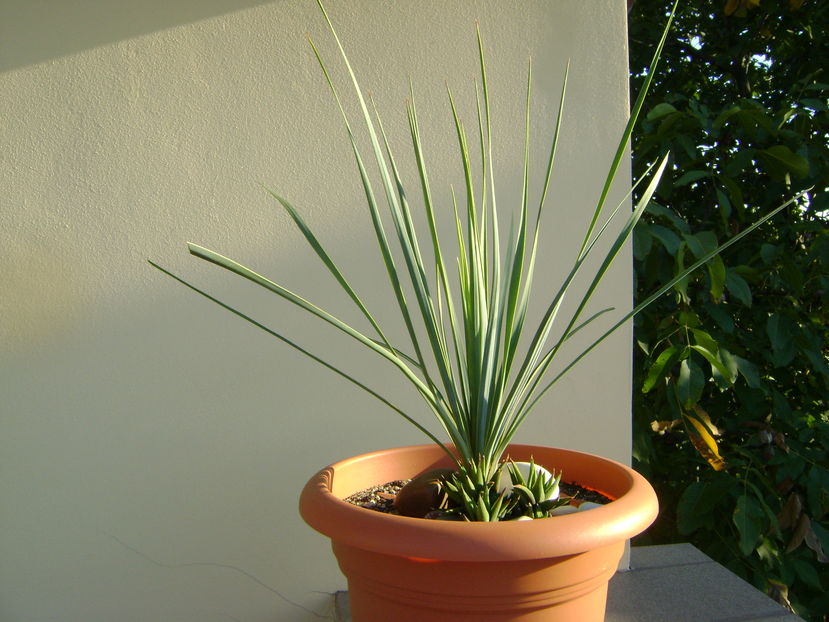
[300,444,658,622]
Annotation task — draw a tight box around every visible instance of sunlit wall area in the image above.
[0,1,632,620]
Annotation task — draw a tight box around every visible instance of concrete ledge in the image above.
[334,544,803,621]
[608,544,802,621]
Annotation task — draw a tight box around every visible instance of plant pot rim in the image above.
[300,443,658,562]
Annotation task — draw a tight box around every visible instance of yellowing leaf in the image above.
[685,411,726,470]
[693,405,722,436]
[789,0,805,9]
[767,579,793,611]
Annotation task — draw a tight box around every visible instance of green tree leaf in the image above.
[766,313,797,367]
[650,223,682,255]
[677,482,711,535]
[704,302,735,334]
[725,269,752,307]
[810,521,829,562]
[675,170,709,187]
[791,557,822,590]
[759,243,780,265]
[733,494,765,556]
[690,344,735,384]
[706,255,726,301]
[806,467,829,518]
[647,102,678,121]
[633,225,653,260]
[684,230,718,259]
[717,347,740,383]
[758,145,809,180]
[643,345,682,393]
[715,187,732,220]
[645,202,689,233]
[677,479,736,534]
[717,175,743,212]
[677,357,705,408]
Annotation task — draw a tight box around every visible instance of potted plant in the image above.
[151,2,797,620]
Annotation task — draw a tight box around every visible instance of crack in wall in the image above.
[107,533,335,620]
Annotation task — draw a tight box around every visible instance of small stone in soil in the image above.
[344,480,409,514]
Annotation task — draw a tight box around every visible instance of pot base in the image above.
[336,541,621,622]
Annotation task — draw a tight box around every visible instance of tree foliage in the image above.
[629,1,829,619]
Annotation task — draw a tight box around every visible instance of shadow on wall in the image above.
[0,0,279,72]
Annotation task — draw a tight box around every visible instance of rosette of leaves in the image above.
[441,461,512,522]
[505,459,567,519]
[151,1,798,522]
[441,459,565,521]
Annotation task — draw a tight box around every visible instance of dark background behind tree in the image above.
[628,1,828,619]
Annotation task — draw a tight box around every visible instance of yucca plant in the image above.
[151,1,797,521]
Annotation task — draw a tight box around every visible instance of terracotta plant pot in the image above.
[300,444,658,622]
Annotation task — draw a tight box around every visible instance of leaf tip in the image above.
[186,242,205,256]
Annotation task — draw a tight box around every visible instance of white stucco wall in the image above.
[0,1,632,620]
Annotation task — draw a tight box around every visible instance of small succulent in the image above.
[441,460,511,522]
[503,459,568,519]
[438,459,567,521]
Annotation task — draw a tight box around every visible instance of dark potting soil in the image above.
[344,479,409,514]
[559,482,613,506]
[344,479,612,517]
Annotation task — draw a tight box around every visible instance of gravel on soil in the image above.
[343,478,612,516]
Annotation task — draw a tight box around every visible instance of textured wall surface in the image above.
[1,1,632,620]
